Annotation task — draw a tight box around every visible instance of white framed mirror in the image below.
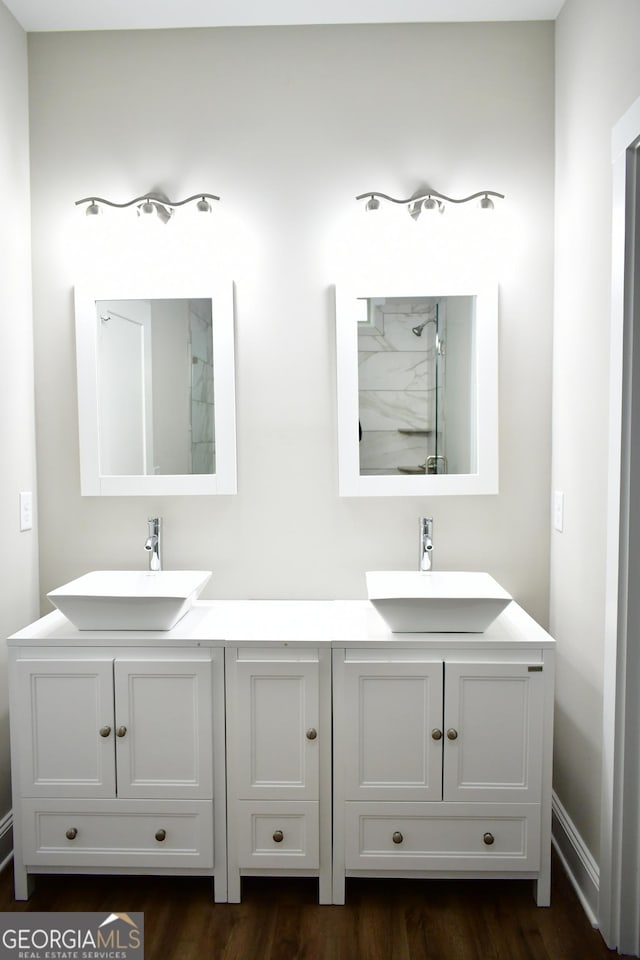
[335,280,499,496]
[74,279,237,495]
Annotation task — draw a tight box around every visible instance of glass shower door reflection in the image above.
[357,296,445,476]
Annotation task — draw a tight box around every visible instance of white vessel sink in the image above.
[366,570,512,633]
[47,570,212,631]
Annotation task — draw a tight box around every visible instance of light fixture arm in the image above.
[356,189,504,206]
[75,192,220,210]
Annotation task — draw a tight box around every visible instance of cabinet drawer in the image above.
[21,799,213,869]
[236,801,319,869]
[344,802,540,872]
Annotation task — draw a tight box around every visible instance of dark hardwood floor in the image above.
[0,852,627,959]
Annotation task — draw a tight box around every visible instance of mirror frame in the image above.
[74,280,237,496]
[335,280,499,496]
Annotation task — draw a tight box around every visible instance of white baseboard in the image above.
[0,810,13,874]
[552,790,599,927]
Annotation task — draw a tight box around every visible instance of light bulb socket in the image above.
[137,199,173,223]
[423,197,444,214]
[479,194,495,211]
[196,197,212,213]
[85,201,101,216]
[365,196,380,212]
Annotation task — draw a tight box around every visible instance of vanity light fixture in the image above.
[356,188,504,219]
[75,192,220,223]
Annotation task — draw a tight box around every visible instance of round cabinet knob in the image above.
[306,728,318,741]
[65,827,78,840]
[431,728,443,741]
[273,830,284,843]
[446,728,459,741]
[99,725,112,738]
[116,726,127,738]
[392,831,404,845]
[483,832,495,846]
[155,829,167,842]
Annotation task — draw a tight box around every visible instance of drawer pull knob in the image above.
[99,725,111,738]
[306,728,318,741]
[446,728,459,741]
[392,831,404,845]
[116,725,127,738]
[483,832,495,846]
[65,827,78,840]
[431,728,443,741]
[273,830,284,843]
[155,829,167,842]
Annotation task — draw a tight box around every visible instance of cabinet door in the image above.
[341,660,444,801]
[233,659,319,800]
[14,659,116,798]
[114,660,213,799]
[443,661,544,802]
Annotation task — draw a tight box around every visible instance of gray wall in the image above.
[28,22,554,622]
[552,0,640,862]
[0,1,38,859]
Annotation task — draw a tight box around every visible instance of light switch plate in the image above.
[19,491,33,531]
[553,490,564,532]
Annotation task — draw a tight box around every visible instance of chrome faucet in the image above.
[145,517,162,571]
[419,517,433,572]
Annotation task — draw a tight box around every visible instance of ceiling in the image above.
[4,0,566,33]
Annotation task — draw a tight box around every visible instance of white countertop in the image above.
[7,598,555,648]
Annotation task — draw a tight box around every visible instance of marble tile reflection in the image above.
[359,430,432,471]
[192,357,214,404]
[359,389,433,432]
[192,441,215,474]
[192,399,214,445]
[190,300,213,364]
[358,351,428,390]
[358,303,438,353]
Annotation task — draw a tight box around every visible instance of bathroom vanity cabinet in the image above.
[224,644,332,903]
[8,599,553,907]
[332,636,554,905]
[8,623,227,901]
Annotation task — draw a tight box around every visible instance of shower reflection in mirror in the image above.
[357,296,475,477]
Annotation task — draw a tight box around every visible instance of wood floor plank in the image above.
[0,855,632,960]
